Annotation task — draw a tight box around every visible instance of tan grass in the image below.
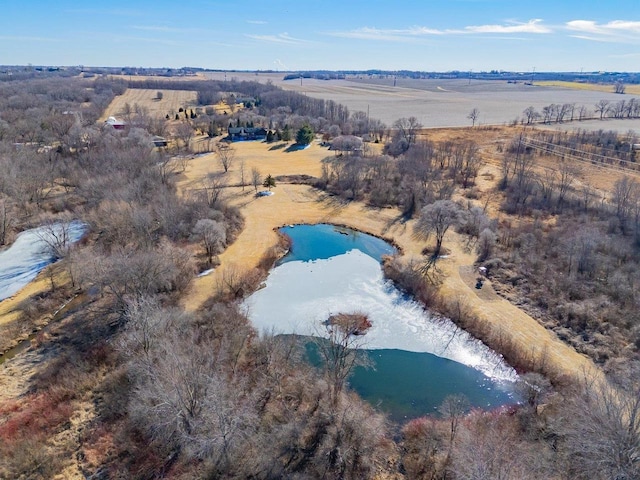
[536,80,640,96]
[0,276,52,327]
[98,88,198,122]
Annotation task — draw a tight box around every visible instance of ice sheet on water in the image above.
[244,249,518,382]
[0,221,86,302]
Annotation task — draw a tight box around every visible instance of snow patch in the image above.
[244,249,518,382]
[0,221,86,302]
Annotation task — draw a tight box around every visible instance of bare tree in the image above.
[450,411,546,480]
[523,106,539,125]
[201,173,226,208]
[239,159,246,190]
[557,161,581,209]
[458,141,481,188]
[36,217,84,260]
[439,394,470,461]
[316,312,371,407]
[595,99,611,120]
[613,176,639,233]
[615,80,626,94]
[414,200,464,262]
[157,153,180,185]
[174,121,194,151]
[476,228,497,262]
[0,196,15,246]
[467,108,480,127]
[393,116,422,147]
[217,143,236,173]
[561,366,640,480]
[578,104,589,121]
[251,167,261,193]
[192,218,226,264]
[537,167,558,207]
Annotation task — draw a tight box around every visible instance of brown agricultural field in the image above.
[204,71,640,131]
[98,88,198,121]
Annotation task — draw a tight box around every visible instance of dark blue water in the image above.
[350,349,518,422]
[277,224,520,420]
[278,224,396,264]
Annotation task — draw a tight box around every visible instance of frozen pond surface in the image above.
[247,247,516,382]
[0,221,86,302]
[244,224,519,418]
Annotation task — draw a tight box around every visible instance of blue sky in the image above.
[1,0,639,71]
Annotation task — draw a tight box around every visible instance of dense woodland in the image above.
[1,73,640,479]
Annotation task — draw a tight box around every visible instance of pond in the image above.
[244,224,519,421]
[0,221,86,302]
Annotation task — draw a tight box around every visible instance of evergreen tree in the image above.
[266,130,275,143]
[263,174,276,190]
[295,124,314,145]
[281,124,292,142]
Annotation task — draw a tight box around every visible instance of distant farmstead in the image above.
[152,136,168,147]
[105,116,126,130]
[228,126,268,141]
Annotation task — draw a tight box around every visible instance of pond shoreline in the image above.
[244,224,519,419]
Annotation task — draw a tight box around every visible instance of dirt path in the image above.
[178,140,598,380]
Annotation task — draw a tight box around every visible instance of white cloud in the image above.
[566,20,640,43]
[464,19,551,34]
[245,33,310,45]
[328,27,433,42]
[328,19,551,41]
[247,20,267,25]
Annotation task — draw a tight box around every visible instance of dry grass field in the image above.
[537,80,640,96]
[99,86,239,125]
[98,88,198,122]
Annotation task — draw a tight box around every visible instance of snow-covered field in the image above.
[244,249,518,382]
[0,221,86,302]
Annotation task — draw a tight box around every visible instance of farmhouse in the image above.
[228,126,268,141]
[152,136,168,147]
[105,116,126,130]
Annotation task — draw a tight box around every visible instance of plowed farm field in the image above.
[99,88,197,121]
